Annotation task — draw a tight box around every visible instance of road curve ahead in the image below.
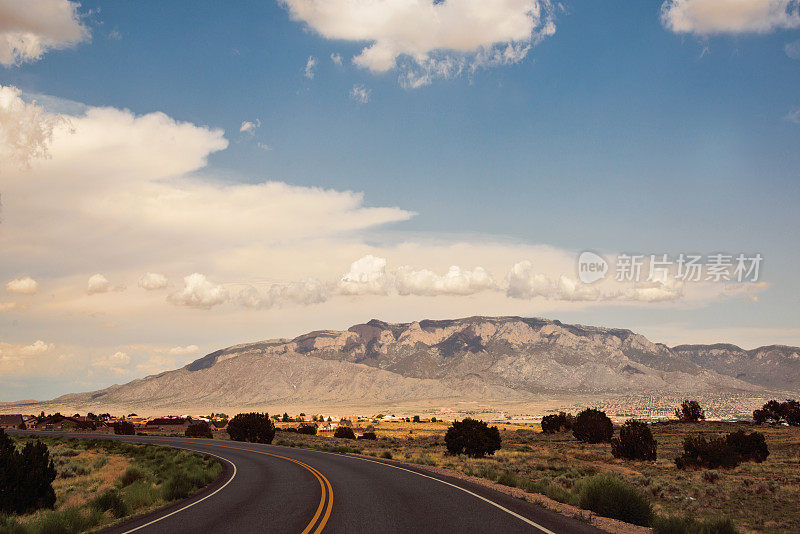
[19,432,604,534]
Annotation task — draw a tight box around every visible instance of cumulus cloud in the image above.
[304,55,317,78]
[0,302,17,312]
[86,273,110,295]
[281,0,556,87]
[0,0,90,66]
[786,107,800,124]
[338,255,389,295]
[236,278,329,309]
[395,265,496,296]
[91,350,130,374]
[136,354,176,375]
[505,260,553,299]
[0,85,61,167]
[169,273,229,309]
[239,119,260,134]
[0,340,55,376]
[661,0,800,35]
[350,84,371,104]
[139,272,168,290]
[6,276,38,294]
[330,52,342,64]
[167,345,199,356]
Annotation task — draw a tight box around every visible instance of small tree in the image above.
[753,399,800,426]
[298,424,317,435]
[573,409,613,443]
[113,421,135,435]
[0,429,57,514]
[726,430,769,463]
[412,415,420,423]
[611,420,657,461]
[541,412,572,434]
[444,418,501,458]
[431,417,437,423]
[185,422,213,439]
[359,432,377,440]
[227,413,275,443]
[675,435,740,469]
[675,400,705,422]
[282,412,290,422]
[334,426,356,439]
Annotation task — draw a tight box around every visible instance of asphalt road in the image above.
[15,432,604,534]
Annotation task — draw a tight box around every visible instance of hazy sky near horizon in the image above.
[1,0,799,401]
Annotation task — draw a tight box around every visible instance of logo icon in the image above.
[578,251,608,284]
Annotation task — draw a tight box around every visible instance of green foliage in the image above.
[297,424,317,435]
[0,430,57,514]
[611,420,657,461]
[675,435,740,469]
[113,421,135,435]
[725,430,769,463]
[412,415,420,423]
[576,474,653,526]
[161,476,194,501]
[653,514,737,534]
[444,418,501,458]
[430,417,437,423]
[358,431,377,440]
[676,400,706,422]
[91,489,128,518]
[572,409,613,443]
[185,422,213,439]
[227,413,275,443]
[334,426,356,439]
[118,467,145,487]
[381,451,393,459]
[753,399,800,426]
[541,412,573,434]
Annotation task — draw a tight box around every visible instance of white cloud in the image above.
[0,0,90,66]
[661,0,800,35]
[91,350,130,374]
[139,272,168,290]
[0,302,17,312]
[239,119,260,134]
[168,273,229,309]
[786,107,800,123]
[236,278,329,309]
[505,260,553,299]
[396,265,496,296]
[350,84,371,104]
[167,345,199,356]
[0,340,55,376]
[0,85,61,168]
[136,354,176,375]
[330,52,342,64]
[281,0,556,87]
[305,55,317,79]
[6,276,38,294]
[257,141,272,151]
[86,273,110,295]
[338,255,389,295]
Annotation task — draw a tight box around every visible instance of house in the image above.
[0,414,23,429]
[210,420,228,431]
[32,414,96,430]
[145,417,194,433]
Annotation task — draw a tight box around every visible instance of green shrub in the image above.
[675,435,740,469]
[444,418,501,457]
[611,420,657,461]
[675,400,706,422]
[653,514,737,534]
[753,399,800,426]
[185,422,213,439]
[358,432,377,440]
[119,467,145,487]
[576,474,652,526]
[227,413,275,443]
[381,451,393,459]
[496,471,518,487]
[0,430,57,514]
[725,430,769,463]
[572,409,613,443]
[91,489,128,518]
[334,427,356,439]
[113,421,135,435]
[541,412,573,433]
[122,480,157,510]
[162,476,194,501]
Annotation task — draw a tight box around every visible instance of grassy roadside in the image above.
[0,436,222,534]
[273,420,800,533]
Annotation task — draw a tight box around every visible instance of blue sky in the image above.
[1,0,799,400]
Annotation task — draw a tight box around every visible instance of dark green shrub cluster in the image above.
[185,422,213,438]
[611,420,657,461]
[227,412,275,443]
[358,431,377,440]
[297,424,317,435]
[725,430,769,463]
[652,514,737,534]
[572,409,613,443]
[90,489,128,518]
[675,400,705,422]
[113,421,135,435]
[675,435,740,469]
[576,474,652,526]
[541,412,573,434]
[118,467,145,487]
[753,399,800,426]
[0,430,57,514]
[334,426,356,439]
[444,418,501,458]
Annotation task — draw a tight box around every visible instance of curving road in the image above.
[16,432,603,534]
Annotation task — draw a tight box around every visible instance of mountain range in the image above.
[3,316,798,415]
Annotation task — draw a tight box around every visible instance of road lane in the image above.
[14,432,604,534]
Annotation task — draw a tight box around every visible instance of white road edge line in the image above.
[118,447,237,534]
[300,447,558,534]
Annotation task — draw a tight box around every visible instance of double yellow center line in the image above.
[173,440,333,534]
